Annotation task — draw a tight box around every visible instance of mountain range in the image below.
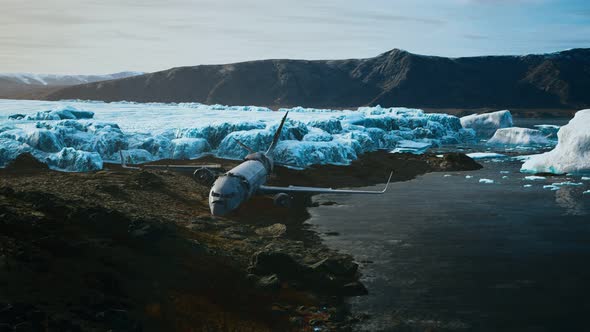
[0,72,143,99]
[5,49,590,109]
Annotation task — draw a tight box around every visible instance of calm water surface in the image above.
[309,118,590,332]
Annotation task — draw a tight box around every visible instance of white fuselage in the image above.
[208,153,272,216]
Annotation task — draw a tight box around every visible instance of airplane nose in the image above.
[210,201,228,216]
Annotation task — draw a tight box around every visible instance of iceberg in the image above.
[0,138,32,167]
[272,140,357,168]
[488,127,551,146]
[44,147,103,172]
[121,149,154,164]
[460,110,513,138]
[534,124,560,139]
[521,110,590,174]
[25,129,64,153]
[13,106,95,121]
[171,138,210,159]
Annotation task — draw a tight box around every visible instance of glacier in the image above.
[521,109,590,174]
[460,110,513,138]
[0,100,480,172]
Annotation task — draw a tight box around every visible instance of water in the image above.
[308,119,590,332]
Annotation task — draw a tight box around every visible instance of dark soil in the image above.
[0,151,481,331]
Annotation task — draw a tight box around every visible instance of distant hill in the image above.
[39,49,590,109]
[0,72,143,99]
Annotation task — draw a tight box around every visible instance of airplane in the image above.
[207,112,392,216]
[121,112,392,216]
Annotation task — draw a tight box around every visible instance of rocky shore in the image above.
[0,151,480,331]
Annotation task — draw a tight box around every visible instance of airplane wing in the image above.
[258,172,393,195]
[119,151,222,171]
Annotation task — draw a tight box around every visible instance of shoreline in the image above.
[0,151,481,331]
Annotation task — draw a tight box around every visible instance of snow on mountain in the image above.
[0,72,144,86]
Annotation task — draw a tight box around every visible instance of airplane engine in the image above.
[193,168,216,186]
[273,193,293,208]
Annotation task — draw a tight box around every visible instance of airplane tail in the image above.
[266,112,288,155]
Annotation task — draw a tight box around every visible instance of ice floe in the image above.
[466,152,507,160]
[521,109,590,174]
[524,176,546,181]
[479,178,494,184]
[488,127,552,146]
[460,110,513,138]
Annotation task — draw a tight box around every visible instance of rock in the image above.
[433,153,482,171]
[249,250,302,277]
[255,274,281,290]
[341,282,368,296]
[255,224,287,238]
[4,153,49,171]
[309,256,358,277]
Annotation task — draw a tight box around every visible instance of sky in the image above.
[1,0,589,74]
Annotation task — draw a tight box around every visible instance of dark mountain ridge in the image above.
[43,48,590,109]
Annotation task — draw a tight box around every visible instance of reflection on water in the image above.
[309,158,590,332]
[555,186,589,216]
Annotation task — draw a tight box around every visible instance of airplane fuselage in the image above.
[209,152,273,216]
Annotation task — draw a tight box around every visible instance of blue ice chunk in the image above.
[171,138,210,159]
[306,119,343,134]
[19,106,94,121]
[217,129,273,159]
[123,149,154,164]
[272,140,358,168]
[91,126,129,159]
[131,135,174,158]
[303,128,333,142]
[0,138,32,166]
[44,147,103,172]
[182,122,266,147]
[25,129,63,152]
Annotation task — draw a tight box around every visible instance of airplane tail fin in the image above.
[233,138,255,154]
[266,112,288,155]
